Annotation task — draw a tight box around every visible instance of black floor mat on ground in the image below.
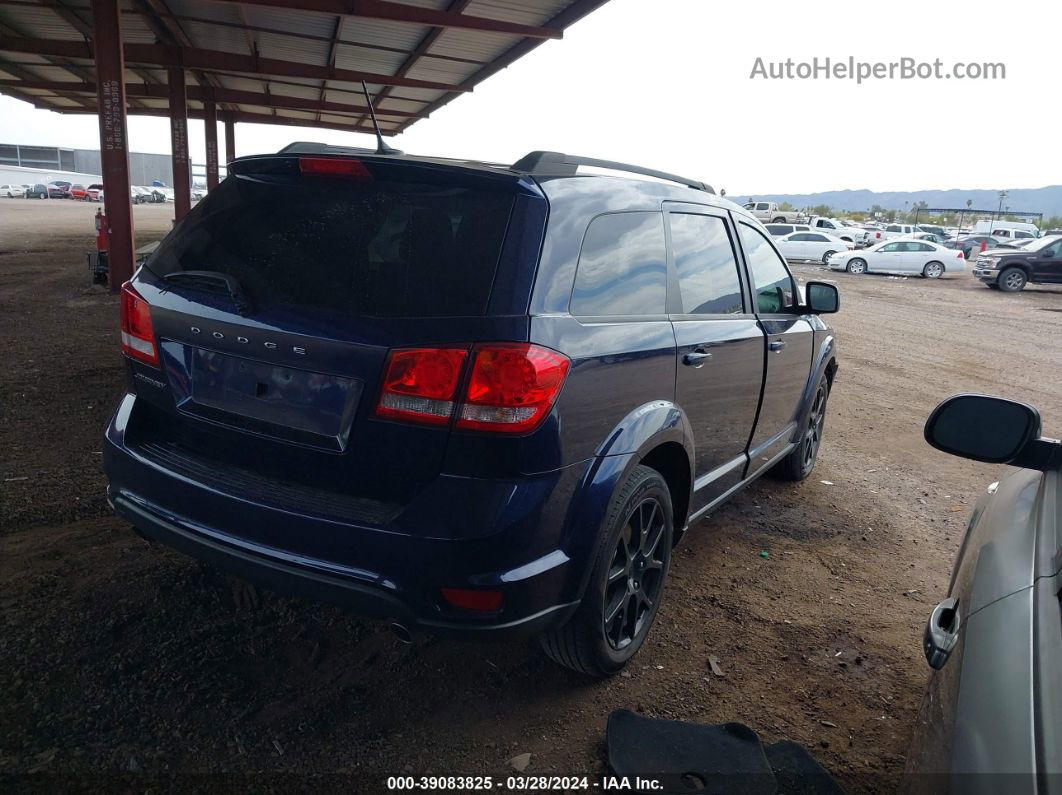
[606,709,845,795]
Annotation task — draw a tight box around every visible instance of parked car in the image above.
[807,216,869,246]
[973,220,1040,239]
[765,223,811,237]
[882,223,922,240]
[86,183,104,201]
[102,146,841,676]
[47,181,70,198]
[971,234,1062,292]
[1,183,25,198]
[24,183,49,199]
[743,201,805,224]
[915,232,947,244]
[131,186,153,204]
[151,187,174,203]
[69,184,88,200]
[775,231,854,264]
[945,235,1004,259]
[860,226,884,246]
[828,238,966,278]
[914,223,947,239]
[905,394,1062,788]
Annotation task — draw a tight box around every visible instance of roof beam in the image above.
[395,0,608,133]
[0,78,425,117]
[0,35,469,91]
[204,0,562,39]
[52,102,393,136]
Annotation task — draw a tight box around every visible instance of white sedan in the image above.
[1,183,25,198]
[827,238,967,278]
[775,231,854,264]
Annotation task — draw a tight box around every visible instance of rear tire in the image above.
[539,465,673,676]
[922,261,944,279]
[822,250,837,265]
[774,377,829,481]
[998,267,1027,292]
[772,217,786,223]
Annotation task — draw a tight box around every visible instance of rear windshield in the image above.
[147,175,515,317]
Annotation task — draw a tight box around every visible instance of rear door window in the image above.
[669,213,744,315]
[738,223,796,314]
[147,176,515,318]
[570,212,667,316]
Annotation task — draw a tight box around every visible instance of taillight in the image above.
[298,157,373,179]
[376,348,468,425]
[120,282,158,366]
[957,251,965,259]
[457,343,570,434]
[374,343,571,433]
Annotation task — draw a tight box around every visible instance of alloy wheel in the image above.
[1003,271,1025,291]
[802,383,828,473]
[602,497,667,651]
[924,262,944,279]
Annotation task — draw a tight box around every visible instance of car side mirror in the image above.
[925,394,1059,469]
[805,281,839,314]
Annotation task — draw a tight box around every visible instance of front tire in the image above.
[998,267,1027,292]
[774,377,829,481]
[539,465,673,676]
[847,258,867,274]
[822,250,837,265]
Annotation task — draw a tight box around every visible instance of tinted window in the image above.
[571,212,666,316]
[757,203,770,210]
[147,175,515,318]
[807,233,829,242]
[880,243,900,252]
[738,223,795,314]
[886,225,901,232]
[765,224,790,236]
[788,233,811,241]
[669,213,744,315]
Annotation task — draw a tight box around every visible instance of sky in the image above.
[1,0,1058,195]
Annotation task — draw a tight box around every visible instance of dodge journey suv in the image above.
[104,146,840,675]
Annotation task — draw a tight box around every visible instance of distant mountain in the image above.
[730,186,1062,218]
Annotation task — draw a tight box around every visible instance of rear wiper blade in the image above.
[164,270,254,317]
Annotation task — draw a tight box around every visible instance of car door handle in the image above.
[924,597,961,670]
[768,340,786,352]
[682,350,713,367]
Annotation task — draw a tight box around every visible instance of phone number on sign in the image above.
[386,776,592,791]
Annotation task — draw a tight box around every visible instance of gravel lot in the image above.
[2,198,1061,790]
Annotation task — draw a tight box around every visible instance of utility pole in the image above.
[990,190,1008,235]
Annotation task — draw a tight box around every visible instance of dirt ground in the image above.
[2,198,1061,791]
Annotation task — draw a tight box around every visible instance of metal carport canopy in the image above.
[0,0,610,287]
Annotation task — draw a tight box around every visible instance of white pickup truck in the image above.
[743,201,806,224]
[806,216,872,247]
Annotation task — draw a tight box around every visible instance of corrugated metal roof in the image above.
[0,0,609,135]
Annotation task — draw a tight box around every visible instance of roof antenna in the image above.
[361,80,402,155]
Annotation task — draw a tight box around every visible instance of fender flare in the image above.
[559,401,696,602]
[792,332,838,440]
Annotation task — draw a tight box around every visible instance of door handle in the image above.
[768,339,786,352]
[682,350,713,367]
[924,597,961,670]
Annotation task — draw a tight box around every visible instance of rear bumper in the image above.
[104,395,591,638]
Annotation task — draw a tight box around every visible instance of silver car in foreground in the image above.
[905,394,1062,793]
[828,239,967,278]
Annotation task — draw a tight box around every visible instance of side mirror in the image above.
[805,281,839,314]
[925,394,1042,465]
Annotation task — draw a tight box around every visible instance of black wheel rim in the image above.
[603,497,667,651]
[802,383,828,472]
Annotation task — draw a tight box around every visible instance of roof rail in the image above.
[511,151,714,194]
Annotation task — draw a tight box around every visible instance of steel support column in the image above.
[203,97,219,190]
[224,119,235,164]
[90,0,135,291]
[167,66,191,220]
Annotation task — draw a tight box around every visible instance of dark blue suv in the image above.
[104,146,839,675]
